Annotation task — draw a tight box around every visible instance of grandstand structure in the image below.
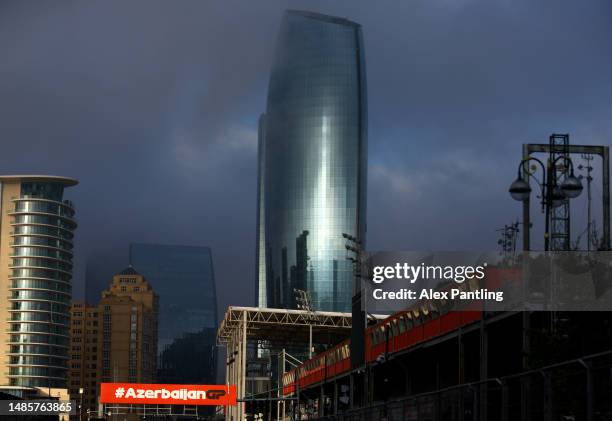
[218,267,612,421]
[216,306,385,421]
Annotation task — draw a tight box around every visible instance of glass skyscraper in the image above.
[129,243,218,383]
[257,10,367,312]
[256,113,267,308]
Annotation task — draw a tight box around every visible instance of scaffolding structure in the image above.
[216,306,385,421]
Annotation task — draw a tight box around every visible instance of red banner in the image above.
[100,383,237,406]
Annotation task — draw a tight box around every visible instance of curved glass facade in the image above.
[4,180,77,388]
[261,10,367,312]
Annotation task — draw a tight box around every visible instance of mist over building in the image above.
[129,243,218,383]
[257,10,368,312]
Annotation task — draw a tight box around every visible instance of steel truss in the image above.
[216,306,384,421]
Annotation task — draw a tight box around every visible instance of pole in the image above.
[544,156,552,251]
[586,361,593,421]
[226,350,230,420]
[309,324,312,359]
[278,350,283,421]
[241,311,247,421]
[603,147,610,249]
[522,144,531,251]
[584,155,593,251]
[79,389,83,421]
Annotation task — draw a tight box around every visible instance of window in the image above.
[391,319,399,337]
[405,312,413,329]
[399,316,406,333]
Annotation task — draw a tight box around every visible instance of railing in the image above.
[306,350,612,421]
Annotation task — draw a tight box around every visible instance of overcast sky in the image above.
[1,0,611,319]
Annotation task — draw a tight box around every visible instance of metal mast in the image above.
[549,134,571,250]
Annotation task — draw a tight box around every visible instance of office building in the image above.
[129,243,218,383]
[67,269,158,418]
[98,267,158,384]
[257,11,368,312]
[0,175,78,394]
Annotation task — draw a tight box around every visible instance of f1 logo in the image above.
[207,389,226,399]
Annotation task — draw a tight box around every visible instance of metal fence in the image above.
[308,350,612,421]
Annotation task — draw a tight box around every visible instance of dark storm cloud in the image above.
[0,0,611,318]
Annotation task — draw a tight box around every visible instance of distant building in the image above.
[157,329,217,384]
[0,175,77,398]
[98,267,158,384]
[256,113,267,308]
[257,11,368,312]
[68,302,99,418]
[129,243,218,383]
[68,268,158,419]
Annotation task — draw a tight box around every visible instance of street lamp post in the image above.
[343,233,367,372]
[294,289,315,359]
[509,155,583,251]
[78,387,84,421]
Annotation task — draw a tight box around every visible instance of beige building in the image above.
[68,267,158,416]
[0,175,77,399]
[98,266,158,384]
[68,302,99,418]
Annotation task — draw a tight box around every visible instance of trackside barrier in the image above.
[306,350,612,421]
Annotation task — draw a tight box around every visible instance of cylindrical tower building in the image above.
[259,10,367,312]
[0,176,77,391]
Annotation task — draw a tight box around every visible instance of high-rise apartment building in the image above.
[0,175,78,394]
[68,302,99,417]
[98,267,158,384]
[129,243,218,384]
[257,11,368,312]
